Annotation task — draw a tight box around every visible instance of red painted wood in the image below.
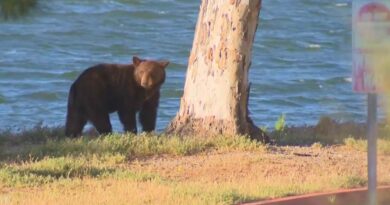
[242,186,390,205]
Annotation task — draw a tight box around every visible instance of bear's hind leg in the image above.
[89,113,112,135]
[65,112,87,137]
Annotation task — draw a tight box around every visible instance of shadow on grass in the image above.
[0,165,116,186]
[0,155,162,187]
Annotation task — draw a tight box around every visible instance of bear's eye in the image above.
[138,70,145,76]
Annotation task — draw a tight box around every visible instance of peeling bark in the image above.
[166,0,268,143]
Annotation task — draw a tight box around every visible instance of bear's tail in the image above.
[65,84,81,137]
[67,84,76,108]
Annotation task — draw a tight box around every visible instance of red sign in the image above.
[353,1,390,93]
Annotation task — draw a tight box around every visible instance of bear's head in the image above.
[133,56,169,90]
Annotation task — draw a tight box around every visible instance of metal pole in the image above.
[367,93,377,205]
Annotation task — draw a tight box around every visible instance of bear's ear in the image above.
[158,61,170,68]
[133,56,143,66]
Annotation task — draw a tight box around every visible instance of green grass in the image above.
[274,114,286,132]
[0,0,37,19]
[0,130,266,188]
[0,121,389,204]
[1,132,265,161]
[0,124,382,189]
[0,156,114,187]
[0,154,165,187]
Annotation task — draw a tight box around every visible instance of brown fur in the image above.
[65,56,169,137]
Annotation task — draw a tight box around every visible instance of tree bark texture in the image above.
[166,0,268,142]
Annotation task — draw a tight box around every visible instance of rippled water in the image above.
[0,0,363,132]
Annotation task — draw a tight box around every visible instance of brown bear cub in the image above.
[65,56,169,137]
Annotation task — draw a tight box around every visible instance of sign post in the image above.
[367,93,377,205]
[352,1,390,204]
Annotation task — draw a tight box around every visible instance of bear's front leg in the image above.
[118,108,137,134]
[139,91,160,132]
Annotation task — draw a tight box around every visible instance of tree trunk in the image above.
[166,0,269,143]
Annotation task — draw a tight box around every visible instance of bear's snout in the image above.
[141,76,153,88]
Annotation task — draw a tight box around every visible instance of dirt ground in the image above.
[2,144,390,205]
[129,145,390,187]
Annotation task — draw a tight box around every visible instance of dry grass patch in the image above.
[2,145,390,204]
[1,125,390,204]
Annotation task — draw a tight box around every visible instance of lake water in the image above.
[0,0,364,132]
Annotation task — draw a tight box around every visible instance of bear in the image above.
[65,56,169,137]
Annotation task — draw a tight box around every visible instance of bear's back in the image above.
[76,64,134,85]
[71,64,138,110]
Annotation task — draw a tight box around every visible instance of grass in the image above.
[344,137,390,155]
[270,116,390,146]
[0,130,268,204]
[0,153,375,204]
[0,0,37,19]
[0,132,264,161]
[0,129,266,187]
[0,120,390,204]
[0,155,163,187]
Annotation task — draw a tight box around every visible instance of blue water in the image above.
[0,0,364,132]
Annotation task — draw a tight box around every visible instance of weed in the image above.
[274,114,286,132]
[0,0,37,19]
